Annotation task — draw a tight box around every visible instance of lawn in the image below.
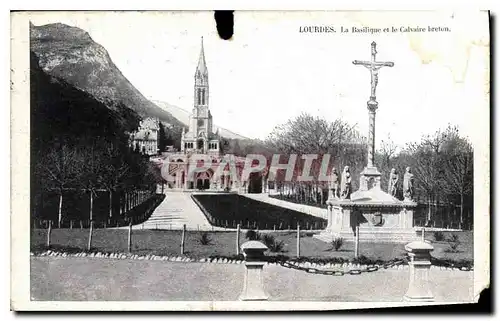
[31,228,473,263]
[192,194,327,230]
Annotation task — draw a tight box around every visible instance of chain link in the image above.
[278,258,407,276]
[278,256,472,275]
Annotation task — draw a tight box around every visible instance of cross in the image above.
[353,41,394,101]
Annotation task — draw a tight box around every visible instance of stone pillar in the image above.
[239,241,269,301]
[404,241,435,302]
[367,99,377,168]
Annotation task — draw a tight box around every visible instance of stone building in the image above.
[159,38,252,191]
[130,117,160,156]
[180,37,221,156]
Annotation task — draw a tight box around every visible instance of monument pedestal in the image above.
[316,42,416,244]
[315,169,419,244]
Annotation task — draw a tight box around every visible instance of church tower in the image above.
[181,37,219,155]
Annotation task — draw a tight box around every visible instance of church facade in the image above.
[159,38,249,191]
[180,37,221,156]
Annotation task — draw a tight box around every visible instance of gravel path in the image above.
[31,257,474,302]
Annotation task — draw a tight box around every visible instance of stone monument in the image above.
[315,42,419,243]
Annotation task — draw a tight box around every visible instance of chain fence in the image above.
[276,256,473,276]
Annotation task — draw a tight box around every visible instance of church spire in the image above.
[196,36,208,76]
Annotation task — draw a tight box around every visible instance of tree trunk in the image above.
[460,193,464,229]
[109,190,113,218]
[58,192,63,228]
[87,220,93,251]
[89,190,94,221]
[427,196,432,223]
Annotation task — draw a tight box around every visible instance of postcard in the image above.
[11,10,490,311]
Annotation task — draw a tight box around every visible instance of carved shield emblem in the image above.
[371,212,384,226]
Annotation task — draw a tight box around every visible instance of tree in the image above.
[439,127,473,228]
[98,141,131,219]
[158,121,168,154]
[76,139,106,223]
[220,137,230,155]
[376,137,398,192]
[266,113,366,192]
[36,142,81,227]
[401,125,470,225]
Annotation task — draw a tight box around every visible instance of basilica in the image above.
[180,37,221,156]
[160,38,261,192]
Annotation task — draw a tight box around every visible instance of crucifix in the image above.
[353,41,394,103]
[352,41,394,185]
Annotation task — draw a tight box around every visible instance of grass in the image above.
[31,228,473,263]
[192,194,327,230]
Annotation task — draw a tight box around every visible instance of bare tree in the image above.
[440,127,473,228]
[403,126,464,224]
[376,137,398,191]
[35,143,81,227]
[98,142,131,219]
[76,140,106,223]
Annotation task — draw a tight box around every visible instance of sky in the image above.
[29,11,489,149]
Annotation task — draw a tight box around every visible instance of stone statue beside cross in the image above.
[319,41,419,245]
[331,41,415,199]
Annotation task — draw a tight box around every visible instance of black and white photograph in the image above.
[10,10,490,310]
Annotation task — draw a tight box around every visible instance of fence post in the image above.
[87,221,93,251]
[296,224,301,259]
[404,241,435,302]
[70,220,73,229]
[46,220,52,247]
[181,224,186,255]
[236,224,241,255]
[128,219,133,252]
[421,227,425,242]
[239,241,269,301]
[354,225,360,259]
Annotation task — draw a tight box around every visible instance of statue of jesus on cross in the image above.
[352,41,395,177]
[353,41,394,101]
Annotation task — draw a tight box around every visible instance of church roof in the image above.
[196,37,208,76]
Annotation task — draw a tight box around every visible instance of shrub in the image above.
[258,233,285,253]
[352,255,372,265]
[448,233,460,243]
[261,234,276,248]
[245,230,261,241]
[446,242,460,253]
[331,237,344,251]
[199,232,212,245]
[433,231,445,242]
[268,240,285,253]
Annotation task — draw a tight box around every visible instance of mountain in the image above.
[29,22,184,129]
[30,51,140,148]
[152,100,249,140]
